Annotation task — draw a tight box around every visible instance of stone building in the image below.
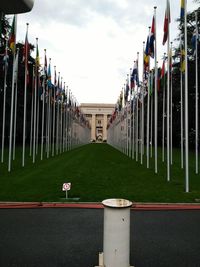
[80,103,115,142]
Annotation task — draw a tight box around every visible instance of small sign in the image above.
[62,183,71,191]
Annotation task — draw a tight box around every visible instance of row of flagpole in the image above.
[0,15,91,172]
[107,0,199,193]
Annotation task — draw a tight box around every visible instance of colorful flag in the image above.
[180,48,185,72]
[163,0,171,45]
[44,50,47,78]
[180,0,185,20]
[47,60,52,88]
[144,35,150,72]
[9,15,16,54]
[149,16,155,58]
[56,72,61,98]
[35,40,40,68]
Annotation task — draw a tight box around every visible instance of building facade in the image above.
[80,103,115,142]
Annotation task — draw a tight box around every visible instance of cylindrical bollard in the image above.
[102,198,132,267]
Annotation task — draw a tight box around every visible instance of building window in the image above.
[98,120,101,125]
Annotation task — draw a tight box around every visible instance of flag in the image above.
[157,67,161,92]
[54,67,57,86]
[149,16,155,58]
[47,60,52,88]
[35,40,40,68]
[149,70,154,96]
[56,73,62,100]
[23,25,30,84]
[9,15,16,54]
[44,50,47,78]
[161,58,166,88]
[131,60,139,89]
[124,81,129,102]
[144,35,150,73]
[191,29,199,56]
[180,0,185,20]
[3,45,9,71]
[162,0,171,45]
[180,48,185,72]
[13,49,19,84]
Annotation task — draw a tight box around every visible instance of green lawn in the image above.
[0,143,200,203]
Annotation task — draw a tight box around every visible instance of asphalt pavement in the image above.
[0,208,200,267]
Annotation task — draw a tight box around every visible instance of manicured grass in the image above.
[0,143,200,203]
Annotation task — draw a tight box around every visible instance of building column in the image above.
[91,114,96,140]
[103,114,108,141]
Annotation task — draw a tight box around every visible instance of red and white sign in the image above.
[62,183,71,191]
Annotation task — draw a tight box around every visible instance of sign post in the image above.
[62,183,71,199]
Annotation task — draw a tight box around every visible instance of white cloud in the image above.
[15,0,199,104]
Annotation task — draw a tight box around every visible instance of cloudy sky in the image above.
[16,0,198,104]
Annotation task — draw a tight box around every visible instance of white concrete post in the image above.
[102,199,133,267]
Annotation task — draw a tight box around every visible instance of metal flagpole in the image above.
[32,62,37,163]
[13,49,19,161]
[29,68,34,157]
[129,69,132,158]
[56,96,59,155]
[1,39,8,163]
[150,72,153,158]
[154,6,158,174]
[41,49,46,160]
[52,66,56,157]
[8,48,19,171]
[63,82,66,152]
[184,0,189,192]
[170,42,173,165]
[45,84,48,155]
[147,72,150,168]
[41,76,45,161]
[60,77,63,154]
[33,38,39,163]
[46,58,51,158]
[180,35,184,169]
[22,23,29,167]
[141,42,145,165]
[167,12,170,181]
[126,77,129,157]
[195,11,198,174]
[146,27,151,167]
[65,86,69,151]
[8,16,17,172]
[36,75,40,155]
[47,81,50,158]
[131,64,135,160]
[49,85,53,155]
[136,52,139,162]
[162,54,166,162]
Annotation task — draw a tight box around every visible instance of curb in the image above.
[0,202,200,210]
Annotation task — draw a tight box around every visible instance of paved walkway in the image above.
[0,204,200,267]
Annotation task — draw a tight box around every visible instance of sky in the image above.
[15,0,198,105]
